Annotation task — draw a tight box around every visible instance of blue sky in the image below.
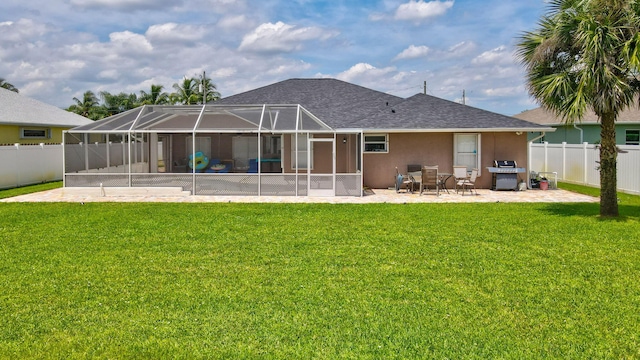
[0,0,547,115]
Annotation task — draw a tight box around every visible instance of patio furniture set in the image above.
[395,165,478,196]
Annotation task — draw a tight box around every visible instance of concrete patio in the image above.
[1,187,599,204]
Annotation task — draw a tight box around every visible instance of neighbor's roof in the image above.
[514,106,640,125]
[350,93,552,132]
[0,87,92,127]
[219,78,552,132]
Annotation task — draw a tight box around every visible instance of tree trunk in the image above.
[599,112,619,217]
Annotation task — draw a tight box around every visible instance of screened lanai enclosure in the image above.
[64,104,363,196]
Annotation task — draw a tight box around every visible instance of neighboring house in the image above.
[0,87,92,145]
[64,78,552,196]
[514,106,640,145]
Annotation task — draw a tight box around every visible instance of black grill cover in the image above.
[494,160,517,168]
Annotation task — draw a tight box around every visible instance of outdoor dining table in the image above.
[408,171,453,194]
[439,173,453,193]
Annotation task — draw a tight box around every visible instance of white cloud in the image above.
[146,23,207,44]
[238,21,338,53]
[483,85,525,97]
[392,41,474,63]
[336,63,398,83]
[447,41,476,57]
[108,31,153,53]
[97,69,119,80]
[0,18,52,42]
[218,15,251,30]
[68,0,180,11]
[471,45,512,65]
[394,45,430,60]
[210,67,237,78]
[394,0,454,22]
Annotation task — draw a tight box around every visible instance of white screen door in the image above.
[307,137,335,196]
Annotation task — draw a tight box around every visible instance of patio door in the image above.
[158,135,171,173]
[307,137,335,196]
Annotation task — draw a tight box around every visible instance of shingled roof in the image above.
[354,93,550,131]
[0,87,92,127]
[217,78,404,128]
[514,106,640,125]
[219,78,551,132]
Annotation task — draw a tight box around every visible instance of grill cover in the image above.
[494,160,517,168]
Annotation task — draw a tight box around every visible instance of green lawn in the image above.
[1,188,639,358]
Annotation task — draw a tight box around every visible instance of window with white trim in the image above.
[454,133,481,175]
[20,128,51,139]
[626,129,639,145]
[291,134,313,169]
[364,134,388,153]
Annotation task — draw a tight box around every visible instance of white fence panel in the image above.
[0,144,63,189]
[617,145,640,194]
[564,144,586,183]
[530,142,639,195]
[586,147,600,186]
[546,143,565,179]
[0,146,19,187]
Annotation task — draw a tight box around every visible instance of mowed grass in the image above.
[1,193,639,358]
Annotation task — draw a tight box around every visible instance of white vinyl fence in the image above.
[530,142,640,195]
[0,143,63,189]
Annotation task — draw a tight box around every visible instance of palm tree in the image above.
[0,78,19,93]
[172,77,199,105]
[67,90,106,120]
[139,84,169,105]
[100,91,140,115]
[197,73,221,104]
[516,0,640,217]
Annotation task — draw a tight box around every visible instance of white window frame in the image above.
[454,133,481,176]
[364,133,388,153]
[20,127,51,139]
[625,129,639,145]
[291,133,313,170]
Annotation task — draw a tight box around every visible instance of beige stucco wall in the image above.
[0,124,67,145]
[363,132,529,189]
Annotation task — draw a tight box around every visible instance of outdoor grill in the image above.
[487,160,526,190]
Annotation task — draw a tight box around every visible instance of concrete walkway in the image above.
[1,187,599,204]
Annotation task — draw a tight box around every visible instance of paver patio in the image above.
[0,187,598,204]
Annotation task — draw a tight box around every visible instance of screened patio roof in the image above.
[69,104,338,133]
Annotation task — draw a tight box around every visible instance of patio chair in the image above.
[453,166,469,193]
[247,158,258,173]
[459,168,478,195]
[419,166,439,196]
[395,167,414,193]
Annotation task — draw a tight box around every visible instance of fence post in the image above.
[583,142,589,185]
[561,142,566,181]
[543,141,549,172]
[14,143,20,188]
[39,143,45,183]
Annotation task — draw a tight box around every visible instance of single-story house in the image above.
[0,87,92,145]
[514,106,640,145]
[63,78,553,196]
